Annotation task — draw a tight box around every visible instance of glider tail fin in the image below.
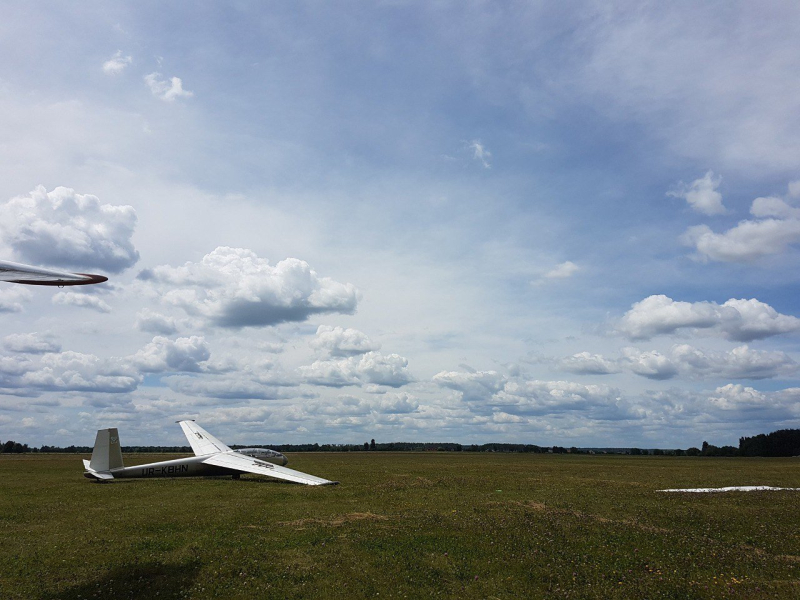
[89,428,124,472]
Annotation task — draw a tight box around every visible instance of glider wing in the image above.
[178,420,232,456]
[203,451,338,486]
[0,260,108,286]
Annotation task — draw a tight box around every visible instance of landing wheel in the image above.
[232,474,240,480]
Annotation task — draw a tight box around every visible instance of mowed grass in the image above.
[2,453,800,599]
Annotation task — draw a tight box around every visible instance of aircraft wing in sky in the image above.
[0,260,108,286]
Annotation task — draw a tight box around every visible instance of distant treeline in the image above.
[235,442,553,453]
[739,429,800,457]
[3,429,800,456]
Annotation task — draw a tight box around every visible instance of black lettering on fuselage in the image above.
[140,464,189,477]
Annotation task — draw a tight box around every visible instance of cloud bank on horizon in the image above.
[1,3,800,449]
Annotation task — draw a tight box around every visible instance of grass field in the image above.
[2,452,800,599]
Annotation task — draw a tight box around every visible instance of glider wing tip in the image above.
[78,273,108,284]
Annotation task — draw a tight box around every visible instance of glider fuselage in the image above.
[84,452,284,480]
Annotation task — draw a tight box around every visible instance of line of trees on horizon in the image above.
[3,429,800,457]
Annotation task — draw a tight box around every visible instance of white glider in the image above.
[83,420,337,486]
[0,259,108,286]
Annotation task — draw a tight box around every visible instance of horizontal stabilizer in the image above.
[82,459,115,480]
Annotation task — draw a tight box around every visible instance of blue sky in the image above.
[2,2,800,448]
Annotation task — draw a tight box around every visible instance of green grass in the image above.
[2,452,800,599]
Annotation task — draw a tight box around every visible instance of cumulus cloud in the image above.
[144,247,358,328]
[299,351,412,388]
[468,140,491,168]
[707,384,769,410]
[668,171,726,215]
[558,352,619,375]
[750,196,800,219]
[0,287,31,313]
[308,392,419,417]
[136,309,179,334]
[377,392,419,413]
[4,333,60,354]
[617,295,800,341]
[19,351,140,393]
[559,343,798,381]
[435,370,636,421]
[683,219,800,263]
[310,325,380,357]
[671,344,797,380]
[0,186,139,273]
[544,261,580,280]
[497,380,625,416]
[53,291,111,313]
[131,336,211,373]
[164,376,293,400]
[102,51,132,75]
[620,348,678,380]
[682,189,800,262]
[144,72,193,101]
[433,370,507,403]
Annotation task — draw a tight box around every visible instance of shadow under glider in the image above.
[83,420,338,486]
[0,259,108,286]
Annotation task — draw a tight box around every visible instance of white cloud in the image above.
[0,287,31,313]
[377,392,419,414]
[0,186,139,273]
[136,309,179,334]
[257,341,285,354]
[299,351,412,388]
[310,325,379,357]
[544,261,579,279]
[4,333,60,354]
[707,384,768,410]
[164,376,293,400]
[52,291,111,313]
[682,189,800,263]
[620,348,678,380]
[617,295,800,341]
[668,171,726,215]
[0,355,33,376]
[682,219,800,263]
[496,380,629,419]
[557,343,798,381]
[102,51,132,75]
[558,352,619,375]
[144,72,193,102]
[131,336,211,373]
[143,247,358,328]
[433,370,506,403]
[671,344,797,380]
[20,351,140,393]
[307,392,419,417]
[750,196,800,219]
[468,140,491,168]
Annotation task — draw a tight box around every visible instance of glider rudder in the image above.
[89,428,124,472]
